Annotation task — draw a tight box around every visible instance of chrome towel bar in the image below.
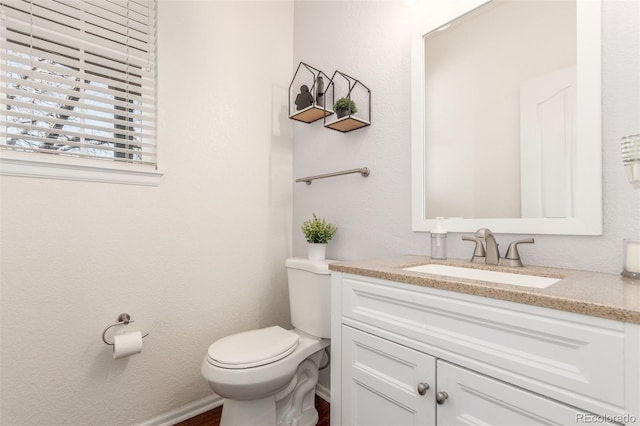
[296,167,370,185]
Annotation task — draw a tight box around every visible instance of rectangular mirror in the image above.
[411,0,602,235]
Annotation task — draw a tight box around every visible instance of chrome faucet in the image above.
[476,228,500,265]
[462,228,535,267]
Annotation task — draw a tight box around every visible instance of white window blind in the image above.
[0,0,157,169]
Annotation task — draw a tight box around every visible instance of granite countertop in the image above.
[329,255,640,325]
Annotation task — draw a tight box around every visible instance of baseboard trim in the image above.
[136,394,224,426]
[315,383,331,403]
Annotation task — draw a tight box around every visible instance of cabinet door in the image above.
[341,325,436,426]
[436,360,617,426]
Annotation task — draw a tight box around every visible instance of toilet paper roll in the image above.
[113,331,143,360]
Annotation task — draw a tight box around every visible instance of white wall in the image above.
[0,1,293,424]
[293,0,640,274]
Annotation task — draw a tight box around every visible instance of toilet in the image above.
[201,257,333,426]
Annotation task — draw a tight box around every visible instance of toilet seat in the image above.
[206,326,299,369]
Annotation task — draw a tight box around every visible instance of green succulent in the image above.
[333,97,357,113]
[301,213,338,244]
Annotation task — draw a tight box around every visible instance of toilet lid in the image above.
[206,326,299,369]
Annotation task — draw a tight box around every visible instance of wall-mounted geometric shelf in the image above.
[290,104,332,123]
[325,115,370,132]
[324,70,371,133]
[289,62,333,123]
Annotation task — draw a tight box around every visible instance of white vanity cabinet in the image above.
[341,325,436,425]
[331,272,640,426]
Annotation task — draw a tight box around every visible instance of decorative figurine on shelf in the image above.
[316,76,325,107]
[295,84,314,110]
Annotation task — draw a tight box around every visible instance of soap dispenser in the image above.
[431,217,447,260]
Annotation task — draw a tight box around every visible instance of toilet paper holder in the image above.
[102,313,149,346]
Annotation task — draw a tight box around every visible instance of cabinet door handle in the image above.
[417,382,430,395]
[435,391,448,405]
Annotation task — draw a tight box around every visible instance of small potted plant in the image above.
[333,97,357,119]
[301,213,338,260]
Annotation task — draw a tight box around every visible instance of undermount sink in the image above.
[402,264,561,289]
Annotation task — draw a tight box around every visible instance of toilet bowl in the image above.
[201,257,334,426]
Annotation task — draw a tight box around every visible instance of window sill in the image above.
[0,151,163,186]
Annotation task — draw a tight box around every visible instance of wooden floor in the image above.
[174,395,330,426]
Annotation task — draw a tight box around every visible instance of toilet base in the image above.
[219,351,326,426]
[220,397,277,425]
[282,405,319,426]
[219,395,320,426]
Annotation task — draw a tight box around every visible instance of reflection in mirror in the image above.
[411,0,602,235]
[424,0,575,219]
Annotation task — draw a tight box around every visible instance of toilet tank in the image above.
[285,257,335,339]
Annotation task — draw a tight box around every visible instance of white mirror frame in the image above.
[411,0,602,235]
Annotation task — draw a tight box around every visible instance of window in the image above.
[0,0,160,185]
